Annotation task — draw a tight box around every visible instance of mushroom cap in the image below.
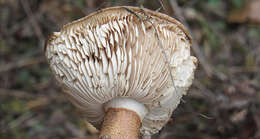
[45,6,197,136]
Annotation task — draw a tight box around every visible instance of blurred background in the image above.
[0,0,260,139]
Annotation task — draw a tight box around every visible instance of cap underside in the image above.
[45,6,197,136]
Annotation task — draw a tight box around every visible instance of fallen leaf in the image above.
[248,0,260,24]
[236,81,256,96]
[228,0,260,25]
[230,109,247,123]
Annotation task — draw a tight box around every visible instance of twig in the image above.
[0,88,35,98]
[169,0,213,77]
[168,0,185,23]
[193,80,216,103]
[154,1,217,120]
[198,113,214,120]
[0,56,45,73]
[158,0,174,15]
[122,6,178,96]
[182,98,215,121]
[158,0,167,13]
[229,66,260,73]
[20,0,45,47]
[6,112,34,130]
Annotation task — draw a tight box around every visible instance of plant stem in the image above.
[99,108,141,139]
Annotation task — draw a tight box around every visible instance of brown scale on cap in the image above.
[45,6,197,139]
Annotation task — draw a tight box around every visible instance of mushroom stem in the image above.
[99,108,141,139]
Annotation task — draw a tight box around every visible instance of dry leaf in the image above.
[230,109,247,123]
[228,0,260,25]
[248,0,260,24]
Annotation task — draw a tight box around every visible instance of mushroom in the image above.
[45,6,197,139]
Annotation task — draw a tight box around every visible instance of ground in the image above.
[0,0,260,139]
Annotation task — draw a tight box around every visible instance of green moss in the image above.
[231,0,245,8]
[245,54,256,68]
[1,99,28,114]
[0,40,10,56]
[208,0,220,6]
[75,0,85,6]
[248,27,260,38]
